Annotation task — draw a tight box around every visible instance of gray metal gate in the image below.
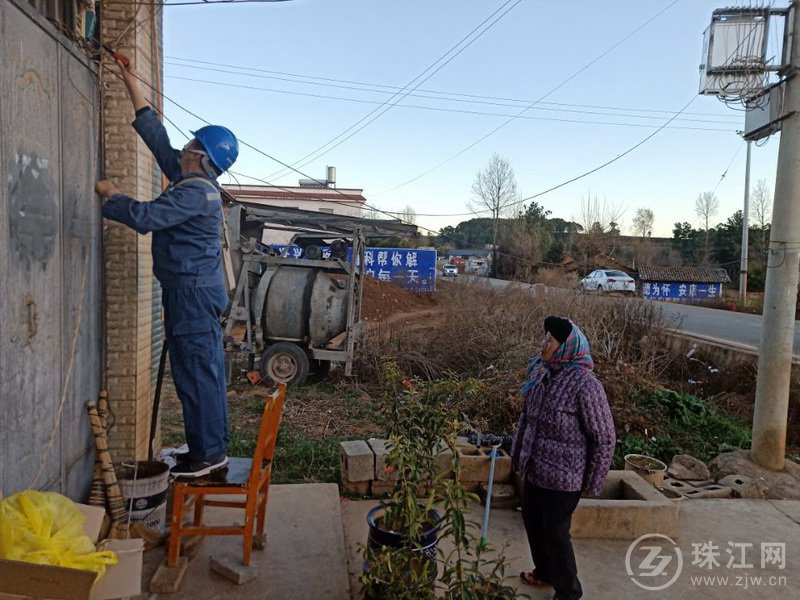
[0,1,101,498]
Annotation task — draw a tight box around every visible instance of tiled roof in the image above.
[637,266,731,283]
[224,186,366,203]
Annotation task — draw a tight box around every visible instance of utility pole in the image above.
[739,139,752,304]
[752,2,800,471]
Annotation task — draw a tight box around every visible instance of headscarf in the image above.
[520,320,594,397]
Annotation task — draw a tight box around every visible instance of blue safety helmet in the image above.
[191,125,239,173]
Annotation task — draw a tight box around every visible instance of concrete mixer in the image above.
[221,203,416,385]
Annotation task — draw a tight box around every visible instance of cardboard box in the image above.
[0,503,143,600]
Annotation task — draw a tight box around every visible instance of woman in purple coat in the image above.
[511,316,616,600]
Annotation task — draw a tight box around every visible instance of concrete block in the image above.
[339,440,374,483]
[687,479,715,488]
[370,479,396,497]
[341,480,370,496]
[367,438,397,481]
[456,447,511,484]
[683,485,733,499]
[150,558,189,593]
[718,475,767,499]
[434,439,454,478]
[209,553,258,585]
[572,471,678,540]
[660,477,696,495]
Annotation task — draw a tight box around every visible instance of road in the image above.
[455,275,800,354]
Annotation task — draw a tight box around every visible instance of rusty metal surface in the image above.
[0,1,100,497]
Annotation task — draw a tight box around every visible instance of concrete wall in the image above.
[661,330,800,377]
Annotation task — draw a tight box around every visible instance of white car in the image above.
[580,269,636,294]
[442,264,459,277]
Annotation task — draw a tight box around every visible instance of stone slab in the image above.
[340,440,374,483]
[149,558,189,594]
[209,553,258,585]
[684,485,734,499]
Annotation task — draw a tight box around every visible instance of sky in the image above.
[160,0,784,239]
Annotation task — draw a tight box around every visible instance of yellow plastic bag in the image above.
[0,490,117,578]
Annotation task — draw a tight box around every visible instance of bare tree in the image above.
[695,191,719,232]
[751,178,772,231]
[577,192,625,234]
[750,178,772,268]
[362,205,381,220]
[573,192,626,265]
[695,191,719,264]
[470,153,518,275]
[398,205,417,225]
[631,208,655,238]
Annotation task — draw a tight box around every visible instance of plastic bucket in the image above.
[624,454,667,486]
[118,460,170,532]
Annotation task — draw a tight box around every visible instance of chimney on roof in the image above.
[327,166,336,188]
[298,166,337,188]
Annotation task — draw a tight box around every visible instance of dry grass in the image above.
[354,282,675,438]
[358,282,672,381]
[534,268,580,289]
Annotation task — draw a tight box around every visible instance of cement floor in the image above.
[341,498,800,600]
[138,483,350,599]
[134,484,799,599]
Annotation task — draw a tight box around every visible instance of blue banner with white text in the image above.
[269,245,437,292]
[642,281,723,301]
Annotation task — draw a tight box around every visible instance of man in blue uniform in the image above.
[95,60,238,478]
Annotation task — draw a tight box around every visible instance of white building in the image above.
[224,167,367,244]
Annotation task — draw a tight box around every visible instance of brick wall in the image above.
[101,5,163,459]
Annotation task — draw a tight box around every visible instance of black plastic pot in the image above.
[366,503,442,557]
[363,503,442,598]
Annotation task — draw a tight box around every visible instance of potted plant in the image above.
[361,376,448,600]
[360,363,521,599]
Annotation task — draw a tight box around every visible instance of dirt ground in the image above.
[361,275,440,321]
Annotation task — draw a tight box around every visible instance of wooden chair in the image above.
[167,383,286,567]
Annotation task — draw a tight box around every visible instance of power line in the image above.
[98,21,703,271]
[265,0,524,181]
[163,57,740,123]
[101,61,545,267]
[506,94,701,211]
[164,73,735,132]
[374,0,684,196]
[711,144,745,195]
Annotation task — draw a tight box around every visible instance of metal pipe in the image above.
[740,139,752,304]
[480,444,501,548]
